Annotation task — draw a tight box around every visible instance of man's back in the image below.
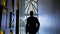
[26,11,40,34]
[27,17,39,28]
[26,17,40,34]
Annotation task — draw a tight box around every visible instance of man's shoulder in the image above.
[33,17,38,19]
[27,17,38,19]
[27,17,31,19]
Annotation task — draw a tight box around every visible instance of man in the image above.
[26,11,40,34]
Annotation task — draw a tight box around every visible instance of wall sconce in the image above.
[2,0,7,6]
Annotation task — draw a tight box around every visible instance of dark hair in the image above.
[30,11,33,16]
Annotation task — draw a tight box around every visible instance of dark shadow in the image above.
[26,11,40,34]
[0,4,4,30]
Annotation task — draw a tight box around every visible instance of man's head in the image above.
[30,11,33,16]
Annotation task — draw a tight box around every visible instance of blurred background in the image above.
[0,0,60,34]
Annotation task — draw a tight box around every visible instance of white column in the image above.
[5,0,12,34]
[1,12,7,29]
[19,0,25,17]
[19,0,25,34]
[13,0,17,34]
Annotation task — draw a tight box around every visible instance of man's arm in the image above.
[36,18,40,32]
